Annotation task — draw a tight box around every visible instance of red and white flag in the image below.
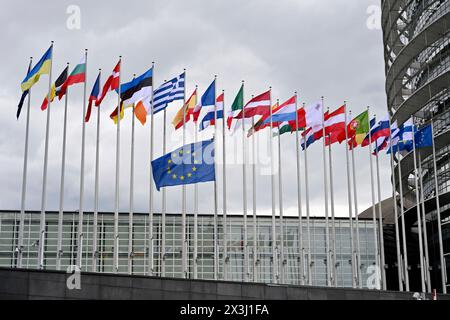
[96,60,121,106]
[234,90,271,119]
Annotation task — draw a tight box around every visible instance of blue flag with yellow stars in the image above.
[151,139,215,191]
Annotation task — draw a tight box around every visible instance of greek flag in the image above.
[153,72,185,114]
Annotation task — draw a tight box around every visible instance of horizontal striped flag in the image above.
[84,72,101,122]
[172,89,197,130]
[263,95,296,124]
[153,73,185,114]
[199,92,224,131]
[21,45,52,92]
[234,90,271,119]
[58,55,86,99]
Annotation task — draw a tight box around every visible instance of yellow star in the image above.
[186,150,190,154]
[179,149,183,155]
[180,176,185,180]
[172,153,177,158]
[168,170,171,174]
[192,166,197,172]
[187,173,192,178]
[172,174,177,179]
[168,159,172,164]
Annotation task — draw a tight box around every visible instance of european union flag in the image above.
[151,139,215,191]
[415,124,433,149]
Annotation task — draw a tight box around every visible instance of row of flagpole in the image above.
[15,44,448,293]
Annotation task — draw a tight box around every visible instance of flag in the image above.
[151,139,216,191]
[172,89,197,130]
[58,55,86,99]
[234,90,271,120]
[153,72,185,114]
[40,66,68,111]
[344,110,370,148]
[415,124,433,149]
[263,95,297,124]
[361,115,390,147]
[193,79,216,129]
[21,45,52,92]
[323,106,346,145]
[300,101,323,140]
[227,84,244,130]
[301,127,316,150]
[388,119,414,155]
[96,60,120,106]
[199,93,224,131]
[84,72,101,122]
[110,67,153,124]
[274,122,294,137]
[17,60,32,119]
[248,103,281,137]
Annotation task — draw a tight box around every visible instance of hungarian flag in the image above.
[96,60,120,106]
[84,72,101,122]
[227,84,244,130]
[172,89,197,129]
[234,90,271,119]
[58,55,86,99]
[41,66,68,111]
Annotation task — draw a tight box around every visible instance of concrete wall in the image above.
[0,267,448,300]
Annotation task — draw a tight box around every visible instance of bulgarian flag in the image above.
[172,89,197,129]
[58,55,86,99]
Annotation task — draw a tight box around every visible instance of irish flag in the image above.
[58,55,86,99]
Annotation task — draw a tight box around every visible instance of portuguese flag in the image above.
[58,55,86,99]
[347,110,369,148]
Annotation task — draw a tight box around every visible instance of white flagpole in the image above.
[57,62,70,271]
[367,108,381,290]
[161,107,167,277]
[251,116,258,282]
[321,97,331,287]
[148,62,155,276]
[241,81,249,282]
[17,57,33,269]
[222,89,229,282]
[294,92,304,285]
[128,92,136,275]
[277,119,286,284]
[375,139,387,290]
[417,149,431,292]
[77,49,88,270]
[303,102,312,286]
[397,151,410,291]
[92,69,102,272]
[38,42,54,269]
[327,133,337,287]
[343,104,356,288]
[411,122,426,293]
[269,87,277,284]
[113,56,122,273]
[193,86,199,279]
[430,120,447,294]
[182,69,187,279]
[213,75,219,281]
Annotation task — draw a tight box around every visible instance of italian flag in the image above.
[58,55,86,99]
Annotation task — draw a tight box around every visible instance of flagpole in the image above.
[241,80,249,283]
[327,132,337,287]
[349,110,362,288]
[92,69,102,272]
[417,149,431,292]
[56,62,70,271]
[344,104,356,288]
[251,115,258,282]
[375,139,387,290]
[397,150,410,291]
[161,107,167,277]
[182,69,187,279]
[367,108,381,290]
[77,49,88,270]
[128,72,136,275]
[193,85,199,280]
[38,41,54,269]
[277,115,286,284]
[269,87,277,284]
[387,118,403,291]
[222,89,229,282]
[213,75,219,281]
[17,57,33,268]
[113,56,122,274]
[321,97,331,287]
[430,119,447,294]
[294,92,304,285]
[303,102,312,286]
[148,62,155,276]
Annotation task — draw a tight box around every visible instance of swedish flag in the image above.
[151,139,215,191]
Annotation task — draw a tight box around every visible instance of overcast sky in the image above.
[0,0,391,218]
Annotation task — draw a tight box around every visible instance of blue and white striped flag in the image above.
[153,72,185,114]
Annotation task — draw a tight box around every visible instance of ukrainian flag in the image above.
[21,45,53,92]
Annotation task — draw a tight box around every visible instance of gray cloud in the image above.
[0,0,390,218]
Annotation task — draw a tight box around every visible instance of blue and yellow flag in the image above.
[151,139,215,191]
[21,45,53,92]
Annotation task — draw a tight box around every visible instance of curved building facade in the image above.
[381,0,450,292]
